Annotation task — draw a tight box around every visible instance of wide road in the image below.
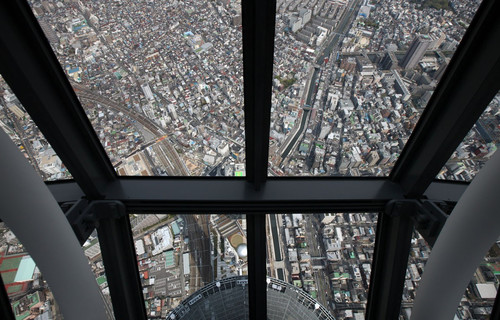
[280,0,362,164]
[304,214,332,311]
[316,0,363,65]
[279,68,318,163]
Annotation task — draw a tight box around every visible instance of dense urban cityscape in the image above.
[0,0,497,181]
[1,0,500,319]
[3,213,500,319]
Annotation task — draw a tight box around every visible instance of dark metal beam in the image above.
[0,272,15,320]
[242,0,276,189]
[366,202,414,320]
[46,181,85,204]
[0,1,116,199]
[247,214,267,319]
[416,200,449,247]
[424,180,467,202]
[46,178,468,212]
[64,199,96,245]
[100,178,403,212]
[93,201,147,320]
[390,0,500,198]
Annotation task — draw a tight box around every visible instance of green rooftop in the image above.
[0,255,24,272]
[12,291,40,320]
[1,271,17,285]
[96,275,107,286]
[171,222,180,235]
[7,284,23,294]
[165,250,175,268]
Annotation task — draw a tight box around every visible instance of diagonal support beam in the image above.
[87,201,148,320]
[366,201,414,320]
[390,0,500,198]
[0,1,116,199]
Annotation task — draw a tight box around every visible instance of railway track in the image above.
[72,84,189,175]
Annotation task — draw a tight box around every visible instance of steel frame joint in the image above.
[386,199,449,246]
[64,200,127,245]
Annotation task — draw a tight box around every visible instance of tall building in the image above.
[380,52,398,70]
[140,83,154,101]
[400,35,432,70]
[433,58,450,81]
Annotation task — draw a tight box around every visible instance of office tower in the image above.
[400,35,432,70]
[433,58,450,81]
[141,83,154,101]
[380,52,398,70]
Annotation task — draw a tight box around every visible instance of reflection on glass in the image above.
[0,75,71,181]
[438,92,500,181]
[129,214,247,318]
[0,222,114,320]
[400,230,431,319]
[400,231,500,319]
[82,232,115,319]
[28,0,244,177]
[266,213,377,319]
[0,222,63,319]
[269,0,482,176]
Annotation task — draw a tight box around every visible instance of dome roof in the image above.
[236,243,248,258]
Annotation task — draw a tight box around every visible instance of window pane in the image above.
[437,91,500,181]
[82,232,115,319]
[269,0,482,176]
[130,214,248,318]
[267,213,378,319]
[400,231,500,319]
[0,75,72,181]
[28,0,244,177]
[400,230,431,319]
[0,222,64,319]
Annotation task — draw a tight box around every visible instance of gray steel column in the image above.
[411,151,500,320]
[94,202,147,320]
[0,129,107,319]
[366,207,413,320]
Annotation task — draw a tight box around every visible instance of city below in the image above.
[1,0,500,319]
[3,213,500,319]
[0,0,498,183]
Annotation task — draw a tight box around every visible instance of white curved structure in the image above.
[0,129,107,320]
[411,151,500,320]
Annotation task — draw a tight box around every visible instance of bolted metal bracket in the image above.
[64,199,127,245]
[385,199,449,247]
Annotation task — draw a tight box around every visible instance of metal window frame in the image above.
[0,1,116,199]
[0,0,499,319]
[390,0,500,198]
